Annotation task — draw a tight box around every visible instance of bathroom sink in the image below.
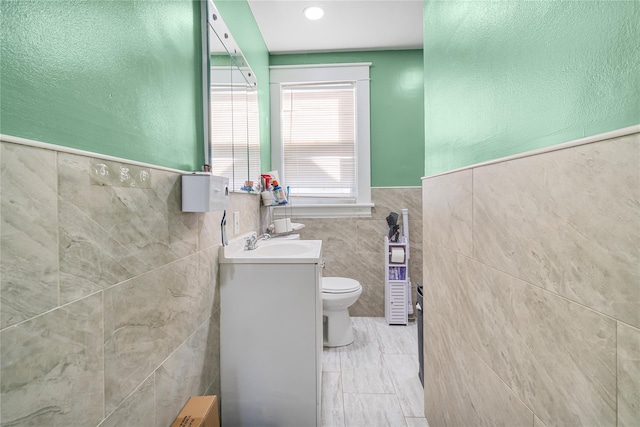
[253,242,310,256]
[220,234,322,264]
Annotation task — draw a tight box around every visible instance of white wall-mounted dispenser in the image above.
[181,174,229,212]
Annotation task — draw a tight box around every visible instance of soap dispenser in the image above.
[181,174,229,212]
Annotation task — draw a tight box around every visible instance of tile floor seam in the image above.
[323,317,429,427]
[339,345,347,427]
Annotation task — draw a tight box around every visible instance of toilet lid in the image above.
[322,277,361,294]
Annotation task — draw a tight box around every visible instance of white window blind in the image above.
[210,85,260,190]
[210,86,234,181]
[281,83,356,200]
[247,88,260,186]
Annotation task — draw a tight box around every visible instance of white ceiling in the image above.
[247,0,424,54]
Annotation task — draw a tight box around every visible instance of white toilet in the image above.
[322,277,362,347]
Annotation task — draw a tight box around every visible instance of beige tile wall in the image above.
[295,187,423,317]
[422,132,640,426]
[0,140,261,426]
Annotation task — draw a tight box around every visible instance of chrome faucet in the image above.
[244,233,271,250]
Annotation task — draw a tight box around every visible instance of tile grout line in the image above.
[339,344,346,427]
[102,291,106,423]
[325,317,426,427]
[422,237,636,329]
[423,300,538,421]
[56,150,61,309]
[615,321,618,426]
[377,323,408,425]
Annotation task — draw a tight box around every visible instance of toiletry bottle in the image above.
[272,180,287,205]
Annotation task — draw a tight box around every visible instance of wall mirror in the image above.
[204,0,260,192]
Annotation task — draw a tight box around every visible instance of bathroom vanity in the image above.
[219,237,323,426]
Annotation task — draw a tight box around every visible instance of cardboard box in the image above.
[170,396,219,427]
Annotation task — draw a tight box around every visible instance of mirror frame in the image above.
[203,1,258,192]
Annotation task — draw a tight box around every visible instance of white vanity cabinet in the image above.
[219,240,323,427]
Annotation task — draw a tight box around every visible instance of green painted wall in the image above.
[424,0,640,176]
[1,0,204,171]
[215,0,271,171]
[270,50,425,187]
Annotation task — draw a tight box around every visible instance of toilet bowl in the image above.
[322,277,362,347]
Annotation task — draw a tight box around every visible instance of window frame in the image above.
[270,63,372,218]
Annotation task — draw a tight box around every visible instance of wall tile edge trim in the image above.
[0,133,189,175]
[421,124,640,181]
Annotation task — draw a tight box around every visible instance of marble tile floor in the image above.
[322,317,429,427]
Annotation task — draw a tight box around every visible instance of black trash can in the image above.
[417,284,424,387]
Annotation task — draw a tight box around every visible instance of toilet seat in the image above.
[322,277,361,294]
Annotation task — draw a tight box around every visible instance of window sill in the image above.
[272,203,374,218]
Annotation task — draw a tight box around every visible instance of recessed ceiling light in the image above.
[303,6,324,20]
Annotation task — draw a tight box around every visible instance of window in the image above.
[282,82,356,198]
[270,63,372,217]
[210,67,260,192]
[247,89,260,187]
[209,85,234,183]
